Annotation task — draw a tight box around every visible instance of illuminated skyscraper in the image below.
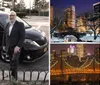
[93,2,100,34]
[76,44,84,61]
[76,16,87,32]
[67,45,75,55]
[93,2,100,15]
[94,48,100,57]
[64,5,76,29]
[50,6,54,26]
[51,50,57,61]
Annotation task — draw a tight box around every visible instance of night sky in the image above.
[51,0,99,16]
[51,44,99,55]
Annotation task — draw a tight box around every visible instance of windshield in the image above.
[0,14,9,28]
[16,17,31,28]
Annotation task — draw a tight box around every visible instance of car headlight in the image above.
[24,39,40,47]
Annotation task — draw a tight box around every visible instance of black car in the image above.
[0,11,48,63]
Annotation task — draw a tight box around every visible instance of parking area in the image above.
[23,16,49,40]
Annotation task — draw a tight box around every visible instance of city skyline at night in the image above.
[50,1,100,84]
[51,44,100,84]
[50,1,100,43]
[51,44,99,55]
[51,0,99,16]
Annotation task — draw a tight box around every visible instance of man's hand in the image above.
[14,46,20,54]
[3,46,6,51]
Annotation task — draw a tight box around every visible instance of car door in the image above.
[0,14,9,47]
[0,24,4,47]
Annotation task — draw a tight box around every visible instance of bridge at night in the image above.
[51,53,100,81]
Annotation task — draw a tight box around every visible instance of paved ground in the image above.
[0,81,49,85]
[0,51,49,81]
[23,16,49,40]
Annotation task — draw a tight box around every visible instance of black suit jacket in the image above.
[4,20,25,52]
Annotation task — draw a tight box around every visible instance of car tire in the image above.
[0,46,10,63]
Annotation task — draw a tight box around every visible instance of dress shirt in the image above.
[9,21,15,35]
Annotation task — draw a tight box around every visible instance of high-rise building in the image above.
[76,44,85,61]
[76,16,87,32]
[64,5,76,29]
[94,47,100,57]
[93,2,100,15]
[51,50,57,60]
[93,2,100,34]
[50,6,54,27]
[52,50,57,57]
[67,45,75,55]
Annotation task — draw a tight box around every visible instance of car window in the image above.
[0,14,9,28]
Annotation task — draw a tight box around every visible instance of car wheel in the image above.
[1,46,10,63]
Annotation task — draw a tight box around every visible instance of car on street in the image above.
[0,11,48,63]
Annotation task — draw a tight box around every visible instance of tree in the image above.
[87,15,100,40]
[2,0,17,10]
[19,0,26,11]
[39,0,49,10]
[33,0,49,16]
[33,0,40,15]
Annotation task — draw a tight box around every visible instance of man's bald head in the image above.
[9,11,17,23]
[9,11,16,16]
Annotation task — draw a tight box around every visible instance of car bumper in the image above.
[20,42,48,62]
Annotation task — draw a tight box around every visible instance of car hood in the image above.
[25,27,47,45]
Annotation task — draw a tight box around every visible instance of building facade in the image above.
[93,2,100,15]
[76,16,88,32]
[50,6,54,27]
[67,45,76,55]
[64,5,76,29]
[76,44,85,61]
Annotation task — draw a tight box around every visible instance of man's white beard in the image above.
[10,17,16,23]
[10,19,16,23]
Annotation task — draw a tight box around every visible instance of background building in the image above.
[94,47,100,57]
[76,16,87,32]
[51,44,100,84]
[67,45,76,55]
[76,44,85,61]
[93,2,100,34]
[50,6,54,27]
[64,5,76,29]
[93,2,100,16]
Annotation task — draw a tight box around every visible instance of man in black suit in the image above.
[4,11,25,80]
